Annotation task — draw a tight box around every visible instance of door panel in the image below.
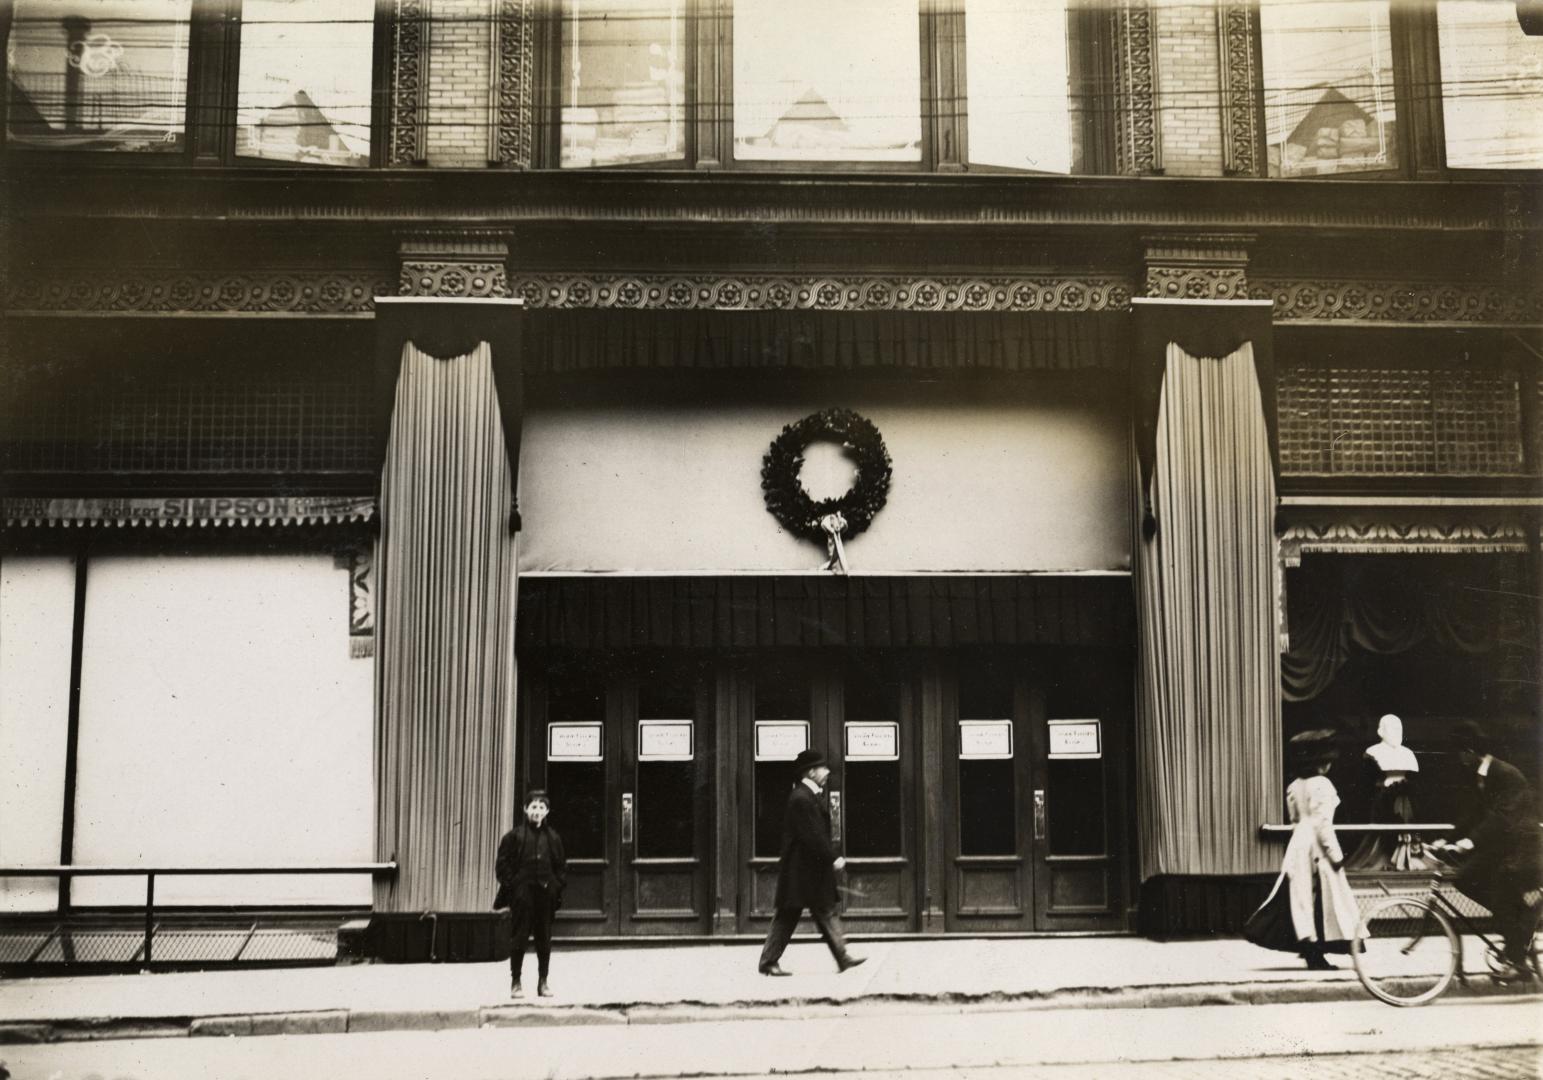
[1031,649,1128,932]
[526,664,711,937]
[739,659,830,928]
[944,654,1034,932]
[833,656,916,931]
[530,678,617,935]
[624,669,712,933]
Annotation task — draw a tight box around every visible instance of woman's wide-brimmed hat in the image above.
[1288,728,1339,764]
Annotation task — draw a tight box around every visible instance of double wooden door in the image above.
[520,648,1127,937]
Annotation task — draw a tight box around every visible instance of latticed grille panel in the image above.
[1,376,375,475]
[1278,366,1526,475]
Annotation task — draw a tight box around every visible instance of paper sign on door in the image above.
[548,722,603,761]
[755,721,809,761]
[639,720,694,761]
[1047,719,1101,759]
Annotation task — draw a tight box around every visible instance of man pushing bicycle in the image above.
[1427,721,1543,979]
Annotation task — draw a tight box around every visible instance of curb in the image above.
[2,979,1536,1045]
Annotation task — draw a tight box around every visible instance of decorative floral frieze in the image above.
[1145,267,1249,301]
[400,262,510,298]
[8,271,393,314]
[1217,1,1262,177]
[1258,279,1543,324]
[1280,520,1533,565]
[509,274,1134,312]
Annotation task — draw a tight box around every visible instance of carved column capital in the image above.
[398,231,513,298]
[1142,232,1255,300]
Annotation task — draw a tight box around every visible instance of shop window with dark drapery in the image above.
[1282,554,1539,827]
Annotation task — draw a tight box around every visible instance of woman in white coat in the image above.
[1245,729,1363,969]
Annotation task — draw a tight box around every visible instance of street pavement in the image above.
[1,995,1539,1079]
[3,933,1531,1041]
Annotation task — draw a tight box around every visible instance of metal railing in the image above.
[0,863,395,969]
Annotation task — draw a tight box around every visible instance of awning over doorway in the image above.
[516,575,1133,650]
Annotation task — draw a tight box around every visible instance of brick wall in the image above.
[425,0,493,167]
[1153,0,1224,176]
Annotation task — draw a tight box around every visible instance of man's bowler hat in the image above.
[792,748,827,773]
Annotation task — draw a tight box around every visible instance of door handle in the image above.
[1033,789,1046,841]
[621,792,634,846]
[829,789,842,846]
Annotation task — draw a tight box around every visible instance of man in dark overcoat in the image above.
[757,748,866,976]
[1443,722,1543,975]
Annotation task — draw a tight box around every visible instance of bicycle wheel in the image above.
[1353,896,1460,1006]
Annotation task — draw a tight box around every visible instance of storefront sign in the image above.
[959,720,1013,759]
[1048,719,1101,759]
[1,495,376,528]
[548,722,603,762]
[754,721,809,761]
[844,722,898,761]
[639,720,693,761]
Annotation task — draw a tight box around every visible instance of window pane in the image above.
[237,0,373,167]
[1260,0,1398,177]
[6,0,189,152]
[845,760,901,856]
[0,556,75,912]
[637,760,695,857]
[1438,1,1543,169]
[72,554,374,905]
[755,668,808,858]
[1047,759,1104,856]
[734,0,921,162]
[560,0,685,168]
[549,761,606,859]
[959,758,1015,856]
[965,0,1079,173]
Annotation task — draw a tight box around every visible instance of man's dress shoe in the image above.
[759,963,792,976]
[837,955,867,973]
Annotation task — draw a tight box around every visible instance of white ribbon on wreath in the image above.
[819,512,850,575]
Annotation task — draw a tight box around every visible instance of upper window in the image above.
[549,0,1101,173]
[1257,0,1543,178]
[6,0,383,166]
[1259,0,1399,178]
[7,0,192,153]
[1437,0,1543,170]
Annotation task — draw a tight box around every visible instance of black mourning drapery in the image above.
[516,575,1133,651]
[1283,557,1533,703]
[523,310,1127,374]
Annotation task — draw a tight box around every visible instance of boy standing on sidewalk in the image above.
[495,790,567,998]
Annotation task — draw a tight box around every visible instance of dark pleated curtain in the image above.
[375,342,518,912]
[1135,343,1280,879]
[517,575,1133,650]
[1283,559,1515,702]
[526,310,1126,372]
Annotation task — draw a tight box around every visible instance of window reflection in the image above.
[1438,1,1543,170]
[236,0,374,168]
[6,0,190,153]
[734,0,921,163]
[1260,0,1398,177]
[561,0,685,168]
[965,0,1080,174]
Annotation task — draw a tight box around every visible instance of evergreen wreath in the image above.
[761,409,892,543]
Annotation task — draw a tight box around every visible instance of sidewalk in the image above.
[0,936,1534,1044]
